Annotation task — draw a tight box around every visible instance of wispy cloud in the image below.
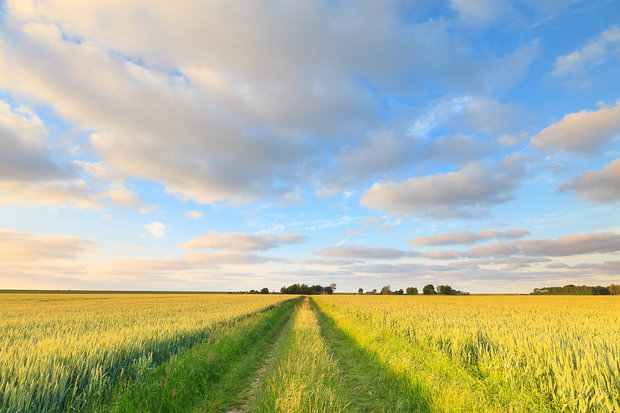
[318,245,410,260]
[185,210,204,219]
[145,222,165,239]
[0,229,96,262]
[179,231,306,251]
[409,229,529,246]
[552,26,620,82]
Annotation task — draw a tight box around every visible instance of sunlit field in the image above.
[0,293,289,412]
[2,293,619,412]
[313,295,620,412]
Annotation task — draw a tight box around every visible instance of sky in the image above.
[0,0,619,293]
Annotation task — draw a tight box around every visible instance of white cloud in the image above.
[409,229,529,246]
[531,101,620,153]
[0,1,537,204]
[145,222,165,239]
[179,231,306,251]
[185,210,204,219]
[560,158,620,202]
[360,155,525,219]
[552,26,620,79]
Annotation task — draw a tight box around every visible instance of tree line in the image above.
[280,283,336,295]
[241,283,337,294]
[532,284,620,295]
[358,284,468,295]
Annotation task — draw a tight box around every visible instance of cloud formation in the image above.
[317,245,408,260]
[466,232,620,257]
[186,210,204,219]
[107,252,275,275]
[0,99,156,210]
[420,250,463,260]
[560,158,620,203]
[0,0,537,205]
[319,96,526,194]
[0,229,96,262]
[409,229,529,246]
[449,0,505,24]
[0,100,69,181]
[552,26,620,80]
[531,101,620,153]
[145,222,165,239]
[179,231,306,251]
[360,156,525,219]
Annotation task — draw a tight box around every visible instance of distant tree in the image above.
[279,283,336,295]
[437,285,455,295]
[310,285,323,295]
[261,287,269,294]
[358,288,364,294]
[330,283,337,292]
[423,284,436,295]
[380,285,392,295]
[371,289,377,294]
[395,289,404,295]
[406,287,418,295]
[532,284,611,295]
[609,284,620,295]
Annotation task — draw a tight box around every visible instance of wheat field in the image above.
[313,295,620,412]
[3,293,619,412]
[0,293,288,412]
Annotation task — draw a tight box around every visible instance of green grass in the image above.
[85,297,300,412]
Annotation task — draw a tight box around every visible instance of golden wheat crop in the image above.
[0,293,288,412]
[314,295,620,412]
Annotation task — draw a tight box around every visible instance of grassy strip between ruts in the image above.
[84,297,301,412]
[313,298,548,413]
[311,298,430,413]
[252,297,350,412]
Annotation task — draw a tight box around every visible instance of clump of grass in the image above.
[254,297,350,412]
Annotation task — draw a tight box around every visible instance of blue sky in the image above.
[0,0,619,293]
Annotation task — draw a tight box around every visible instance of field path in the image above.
[225,299,300,413]
[248,297,351,412]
